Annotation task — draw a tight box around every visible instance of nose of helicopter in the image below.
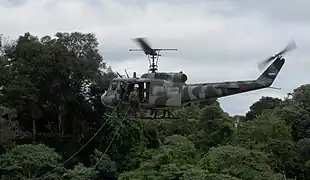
[101,91,117,108]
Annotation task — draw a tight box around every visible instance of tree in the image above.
[0,144,63,179]
[245,96,282,120]
[198,145,283,180]
[237,111,300,177]
[0,106,26,151]
[0,32,119,173]
[280,85,310,140]
[1,32,116,142]
[194,102,234,150]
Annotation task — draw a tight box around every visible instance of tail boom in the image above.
[181,57,285,104]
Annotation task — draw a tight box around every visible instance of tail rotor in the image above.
[258,40,297,70]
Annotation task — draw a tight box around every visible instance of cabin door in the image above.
[136,82,149,103]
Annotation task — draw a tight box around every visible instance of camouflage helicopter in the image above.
[101,38,297,119]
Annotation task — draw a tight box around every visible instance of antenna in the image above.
[129,38,177,73]
[124,69,129,78]
[116,71,122,78]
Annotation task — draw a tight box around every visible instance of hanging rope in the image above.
[33,102,126,180]
[92,105,131,169]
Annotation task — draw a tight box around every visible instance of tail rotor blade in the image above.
[258,40,297,70]
[258,56,275,70]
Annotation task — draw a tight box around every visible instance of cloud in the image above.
[1,0,309,115]
[234,0,310,22]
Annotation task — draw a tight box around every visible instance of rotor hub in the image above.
[129,37,177,74]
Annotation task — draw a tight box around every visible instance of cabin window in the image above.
[152,85,165,96]
[167,86,179,96]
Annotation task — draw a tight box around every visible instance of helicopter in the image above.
[101,38,297,119]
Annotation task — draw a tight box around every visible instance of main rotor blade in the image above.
[258,40,297,70]
[133,38,157,56]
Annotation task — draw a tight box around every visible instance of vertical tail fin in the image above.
[256,57,285,87]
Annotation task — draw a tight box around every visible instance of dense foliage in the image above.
[0,32,309,180]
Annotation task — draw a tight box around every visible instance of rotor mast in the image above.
[129,38,177,73]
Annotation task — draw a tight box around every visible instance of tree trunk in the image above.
[58,104,67,136]
[32,119,36,143]
[0,116,4,145]
[31,105,40,143]
[58,113,62,136]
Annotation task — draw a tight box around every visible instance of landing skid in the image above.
[104,109,180,119]
[142,109,180,119]
[104,112,113,118]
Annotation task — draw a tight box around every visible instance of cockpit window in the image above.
[110,81,118,91]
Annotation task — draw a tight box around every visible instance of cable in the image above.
[92,105,131,169]
[33,102,122,180]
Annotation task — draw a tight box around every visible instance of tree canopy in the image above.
[1,32,309,180]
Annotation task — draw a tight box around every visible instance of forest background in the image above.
[1,32,310,180]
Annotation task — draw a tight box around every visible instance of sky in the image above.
[1,0,309,116]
